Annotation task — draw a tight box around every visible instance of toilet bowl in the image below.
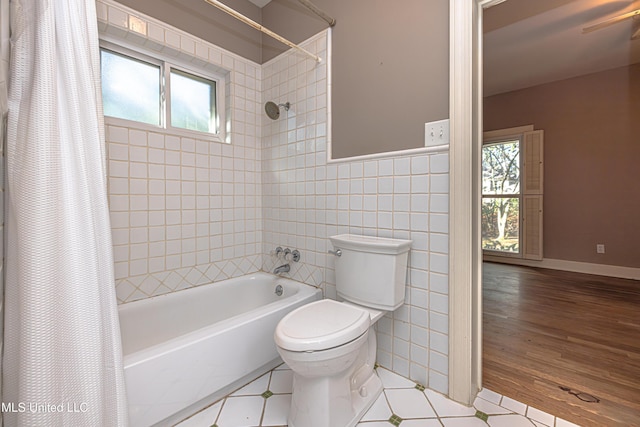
[274,234,412,427]
[275,299,383,427]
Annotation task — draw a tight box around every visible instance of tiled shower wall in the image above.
[99,0,263,303]
[261,32,451,394]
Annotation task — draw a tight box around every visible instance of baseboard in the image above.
[483,255,640,281]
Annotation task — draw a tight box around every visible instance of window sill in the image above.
[104,116,228,144]
[482,250,522,260]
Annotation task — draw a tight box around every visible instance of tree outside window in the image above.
[482,140,520,254]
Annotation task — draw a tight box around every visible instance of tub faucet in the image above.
[274,263,290,274]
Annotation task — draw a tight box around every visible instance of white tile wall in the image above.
[100,0,450,395]
[99,0,263,303]
[260,31,450,394]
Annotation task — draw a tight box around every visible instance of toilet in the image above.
[274,234,412,427]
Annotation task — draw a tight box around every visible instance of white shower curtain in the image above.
[3,0,128,425]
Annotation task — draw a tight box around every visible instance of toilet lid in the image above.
[275,299,370,352]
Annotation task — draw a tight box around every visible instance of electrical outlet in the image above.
[596,244,605,254]
[425,119,450,147]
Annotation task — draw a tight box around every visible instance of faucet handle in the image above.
[275,247,301,262]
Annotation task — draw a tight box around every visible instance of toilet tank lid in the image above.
[329,234,412,255]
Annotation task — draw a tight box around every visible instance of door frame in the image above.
[448,0,506,404]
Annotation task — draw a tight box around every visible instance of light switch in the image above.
[425,119,450,147]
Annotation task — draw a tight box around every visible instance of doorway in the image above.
[474,0,637,425]
[448,0,639,419]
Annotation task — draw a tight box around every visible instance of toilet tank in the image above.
[329,234,412,311]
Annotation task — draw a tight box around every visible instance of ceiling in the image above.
[248,0,271,7]
[484,0,640,96]
[247,0,639,95]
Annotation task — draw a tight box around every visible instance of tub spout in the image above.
[274,263,290,274]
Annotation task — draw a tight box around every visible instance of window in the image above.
[482,128,544,260]
[482,139,521,254]
[169,69,217,134]
[100,45,222,138]
[101,49,161,126]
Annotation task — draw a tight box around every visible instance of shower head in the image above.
[265,101,290,120]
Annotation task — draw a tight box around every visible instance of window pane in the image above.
[100,49,161,126]
[170,69,216,134]
[482,197,519,253]
[482,140,520,195]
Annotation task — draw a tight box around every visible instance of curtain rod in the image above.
[203,0,322,63]
[296,0,336,27]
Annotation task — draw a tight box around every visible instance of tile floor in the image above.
[176,364,581,427]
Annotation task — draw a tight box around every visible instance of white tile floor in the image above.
[176,364,582,427]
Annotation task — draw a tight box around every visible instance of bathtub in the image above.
[118,272,321,427]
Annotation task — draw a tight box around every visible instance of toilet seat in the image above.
[275,299,370,352]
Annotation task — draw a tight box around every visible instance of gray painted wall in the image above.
[262,0,450,159]
[117,0,264,63]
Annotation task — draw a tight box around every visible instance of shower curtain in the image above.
[3,0,128,425]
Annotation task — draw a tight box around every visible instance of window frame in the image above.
[166,67,218,135]
[99,39,227,143]
[100,46,164,127]
[481,135,524,258]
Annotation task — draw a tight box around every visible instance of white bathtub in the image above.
[118,272,321,427]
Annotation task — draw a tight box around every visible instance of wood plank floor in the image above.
[482,262,640,427]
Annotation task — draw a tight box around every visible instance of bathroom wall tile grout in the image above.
[101,0,264,305]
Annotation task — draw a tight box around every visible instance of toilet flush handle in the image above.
[328,249,342,257]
